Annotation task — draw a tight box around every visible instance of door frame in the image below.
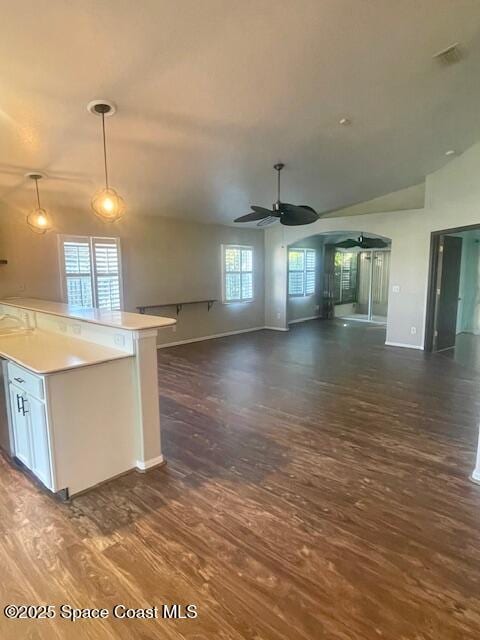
[424,222,480,351]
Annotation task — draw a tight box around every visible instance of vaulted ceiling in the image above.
[1,1,479,225]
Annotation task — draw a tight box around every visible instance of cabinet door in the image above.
[9,385,31,468]
[26,394,52,490]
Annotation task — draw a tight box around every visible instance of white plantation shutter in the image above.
[288,248,316,296]
[92,238,122,310]
[62,240,94,307]
[223,245,254,302]
[305,250,315,295]
[59,235,123,310]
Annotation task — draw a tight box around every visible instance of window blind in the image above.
[60,236,123,310]
[223,246,254,302]
[288,248,315,296]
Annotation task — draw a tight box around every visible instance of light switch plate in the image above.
[392,285,400,293]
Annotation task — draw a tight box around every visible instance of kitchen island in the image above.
[0,298,175,498]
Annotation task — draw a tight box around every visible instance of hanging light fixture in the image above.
[87,99,125,222]
[25,172,53,234]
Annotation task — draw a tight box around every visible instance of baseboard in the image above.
[157,326,266,348]
[471,470,480,485]
[288,315,321,325]
[263,326,289,331]
[385,341,424,350]
[136,455,165,471]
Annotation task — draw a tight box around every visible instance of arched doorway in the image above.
[286,230,392,326]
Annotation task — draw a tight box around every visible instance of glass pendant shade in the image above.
[25,173,52,234]
[88,101,125,223]
[91,187,125,222]
[27,207,53,234]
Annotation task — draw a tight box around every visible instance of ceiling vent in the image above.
[433,43,463,66]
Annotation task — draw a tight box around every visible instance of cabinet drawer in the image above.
[8,362,44,400]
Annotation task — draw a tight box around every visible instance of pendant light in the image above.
[88,99,125,222]
[25,172,53,234]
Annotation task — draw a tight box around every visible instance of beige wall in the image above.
[0,207,265,345]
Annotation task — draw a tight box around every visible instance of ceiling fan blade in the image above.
[257,216,278,227]
[334,239,360,248]
[251,205,274,216]
[280,203,320,226]
[359,238,389,249]
[234,210,271,223]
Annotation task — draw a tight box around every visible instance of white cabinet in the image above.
[9,384,31,468]
[27,394,51,489]
[9,367,52,491]
[6,356,137,498]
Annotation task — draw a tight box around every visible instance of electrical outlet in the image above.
[410,326,417,335]
[114,334,125,347]
[276,312,281,320]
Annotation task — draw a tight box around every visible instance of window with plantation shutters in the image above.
[288,248,315,296]
[222,245,254,302]
[59,235,123,310]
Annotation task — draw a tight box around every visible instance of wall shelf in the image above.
[137,299,216,316]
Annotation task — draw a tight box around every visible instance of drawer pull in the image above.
[14,377,25,384]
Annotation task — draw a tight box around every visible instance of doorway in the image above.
[426,224,480,363]
[327,242,391,324]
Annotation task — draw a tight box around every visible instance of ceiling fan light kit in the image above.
[234,163,320,227]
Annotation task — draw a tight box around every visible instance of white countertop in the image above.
[0,330,132,374]
[0,298,176,331]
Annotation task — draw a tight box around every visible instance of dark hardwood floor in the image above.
[2,318,480,639]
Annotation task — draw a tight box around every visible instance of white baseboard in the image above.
[471,470,480,484]
[157,326,266,348]
[136,455,165,471]
[263,326,289,331]
[385,340,424,350]
[288,315,321,325]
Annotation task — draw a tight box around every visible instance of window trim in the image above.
[58,234,124,310]
[288,247,316,298]
[221,244,254,304]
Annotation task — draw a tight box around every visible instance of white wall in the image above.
[264,141,480,349]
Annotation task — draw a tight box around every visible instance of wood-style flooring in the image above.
[1,319,480,639]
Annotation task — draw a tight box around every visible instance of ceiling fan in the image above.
[234,163,320,227]
[334,233,388,249]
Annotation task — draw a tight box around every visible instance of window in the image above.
[222,245,253,302]
[288,248,315,296]
[59,235,123,310]
[334,251,358,304]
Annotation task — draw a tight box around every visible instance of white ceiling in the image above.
[1,1,480,225]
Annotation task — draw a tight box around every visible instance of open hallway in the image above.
[1,320,480,639]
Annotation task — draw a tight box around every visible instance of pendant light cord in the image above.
[277,166,281,202]
[101,112,109,190]
[34,177,41,209]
